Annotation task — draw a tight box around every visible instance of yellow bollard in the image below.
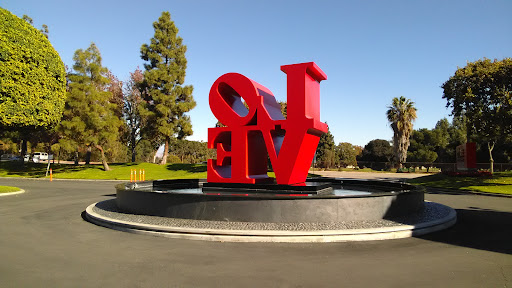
[139,169,142,182]
[143,169,145,181]
[50,168,53,182]
[130,169,134,182]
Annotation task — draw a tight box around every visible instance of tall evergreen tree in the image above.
[316,127,336,168]
[140,11,196,165]
[386,96,417,168]
[59,43,122,171]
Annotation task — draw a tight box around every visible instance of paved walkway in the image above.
[0,178,510,287]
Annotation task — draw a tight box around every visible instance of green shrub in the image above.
[0,8,66,128]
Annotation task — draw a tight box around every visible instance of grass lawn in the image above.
[0,185,21,193]
[0,162,207,180]
[407,171,512,195]
[0,162,280,181]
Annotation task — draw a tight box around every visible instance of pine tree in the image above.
[140,11,196,165]
[316,127,337,169]
[59,43,122,171]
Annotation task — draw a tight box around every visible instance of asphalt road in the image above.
[0,178,511,287]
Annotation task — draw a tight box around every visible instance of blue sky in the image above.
[3,0,511,147]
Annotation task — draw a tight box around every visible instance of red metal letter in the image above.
[207,62,328,185]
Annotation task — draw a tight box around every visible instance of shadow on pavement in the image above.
[166,163,207,173]
[417,208,512,255]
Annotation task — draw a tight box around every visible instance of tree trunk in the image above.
[74,148,79,165]
[20,137,27,163]
[160,138,169,165]
[85,146,92,165]
[488,141,495,174]
[131,132,136,162]
[96,144,110,171]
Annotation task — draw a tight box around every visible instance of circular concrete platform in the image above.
[86,199,456,243]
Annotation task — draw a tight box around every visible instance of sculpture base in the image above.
[202,181,334,195]
[83,178,456,242]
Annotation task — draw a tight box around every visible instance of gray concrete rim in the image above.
[85,201,457,243]
[0,189,25,196]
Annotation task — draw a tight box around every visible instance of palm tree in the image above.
[386,96,417,169]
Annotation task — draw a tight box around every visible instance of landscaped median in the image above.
[0,185,21,193]
[0,185,23,196]
[406,171,512,196]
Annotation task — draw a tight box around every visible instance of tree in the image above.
[358,139,393,163]
[315,128,336,168]
[105,71,130,162]
[21,14,33,24]
[336,142,358,167]
[407,129,438,171]
[215,100,286,128]
[0,8,66,149]
[140,11,196,165]
[22,14,49,39]
[59,43,122,171]
[123,68,145,162]
[279,101,287,119]
[386,96,417,168]
[167,139,215,164]
[408,149,437,171]
[431,117,466,163]
[442,58,512,173]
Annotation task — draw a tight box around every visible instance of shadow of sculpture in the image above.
[417,207,512,255]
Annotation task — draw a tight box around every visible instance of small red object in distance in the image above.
[207,62,328,185]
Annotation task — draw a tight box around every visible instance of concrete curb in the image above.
[0,189,25,197]
[85,201,457,243]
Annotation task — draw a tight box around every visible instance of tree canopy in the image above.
[140,11,196,165]
[442,58,512,172]
[358,139,393,163]
[407,128,438,165]
[0,8,66,129]
[336,142,358,167]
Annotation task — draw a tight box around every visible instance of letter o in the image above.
[209,73,261,127]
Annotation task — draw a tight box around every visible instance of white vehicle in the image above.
[32,152,49,163]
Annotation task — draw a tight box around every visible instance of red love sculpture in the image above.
[207,62,328,185]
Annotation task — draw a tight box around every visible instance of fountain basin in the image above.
[115,178,425,223]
